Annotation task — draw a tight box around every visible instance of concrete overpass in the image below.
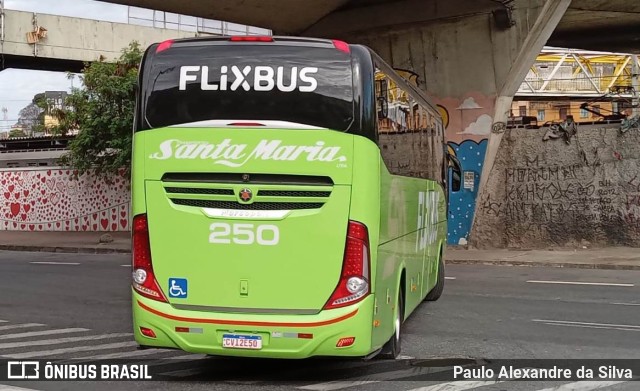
[0,9,200,72]
[98,0,640,53]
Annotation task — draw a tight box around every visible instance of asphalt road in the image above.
[0,250,638,391]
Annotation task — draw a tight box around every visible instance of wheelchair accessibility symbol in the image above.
[168,278,188,298]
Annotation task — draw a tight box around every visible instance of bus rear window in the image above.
[140,43,355,131]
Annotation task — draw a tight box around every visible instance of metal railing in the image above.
[516,47,640,97]
[518,75,635,96]
[126,6,271,36]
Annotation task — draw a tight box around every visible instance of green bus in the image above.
[131,35,448,359]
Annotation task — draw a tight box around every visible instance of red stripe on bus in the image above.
[137,300,358,327]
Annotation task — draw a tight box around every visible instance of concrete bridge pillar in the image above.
[310,0,571,245]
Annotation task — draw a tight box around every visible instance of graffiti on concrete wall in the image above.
[624,174,640,230]
[394,69,420,87]
[1,168,130,231]
[473,123,640,248]
[446,139,488,245]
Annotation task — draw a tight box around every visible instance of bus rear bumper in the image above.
[132,292,375,359]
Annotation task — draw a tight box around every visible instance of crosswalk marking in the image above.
[406,380,505,391]
[0,328,89,340]
[73,348,173,360]
[536,380,627,391]
[0,385,40,391]
[0,320,7,323]
[298,366,450,390]
[161,354,208,361]
[3,341,139,359]
[224,380,261,385]
[0,333,130,349]
[159,367,206,378]
[0,323,45,331]
[299,379,377,390]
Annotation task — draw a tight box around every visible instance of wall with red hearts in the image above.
[1,168,130,231]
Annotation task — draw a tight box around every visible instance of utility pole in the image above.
[1,106,7,138]
[1,0,5,69]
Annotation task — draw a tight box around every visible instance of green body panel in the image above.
[146,180,350,311]
[371,136,448,351]
[131,127,446,358]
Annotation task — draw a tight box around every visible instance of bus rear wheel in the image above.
[378,290,403,359]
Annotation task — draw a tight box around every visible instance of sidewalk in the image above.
[447,246,640,270]
[0,231,639,269]
[0,231,130,254]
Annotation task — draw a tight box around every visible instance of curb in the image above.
[1,246,638,269]
[447,259,640,271]
[0,244,131,255]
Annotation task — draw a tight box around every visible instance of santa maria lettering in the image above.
[149,139,347,167]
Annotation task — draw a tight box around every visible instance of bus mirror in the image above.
[377,97,388,119]
[376,78,389,119]
[447,151,462,192]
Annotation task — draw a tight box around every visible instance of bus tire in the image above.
[378,289,403,359]
[425,257,445,301]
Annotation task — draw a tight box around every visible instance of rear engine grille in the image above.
[162,173,333,186]
[170,199,324,210]
[257,190,331,197]
[164,187,234,195]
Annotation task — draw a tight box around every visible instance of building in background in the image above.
[39,91,73,136]
[512,47,638,124]
[511,100,622,123]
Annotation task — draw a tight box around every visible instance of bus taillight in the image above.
[156,39,174,53]
[324,221,371,310]
[332,40,350,53]
[132,214,168,303]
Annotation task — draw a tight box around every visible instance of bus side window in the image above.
[448,152,462,192]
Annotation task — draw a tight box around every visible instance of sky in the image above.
[0,0,270,133]
[0,0,133,133]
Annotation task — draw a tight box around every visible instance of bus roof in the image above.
[149,35,350,54]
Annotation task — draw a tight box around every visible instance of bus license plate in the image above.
[222,334,262,349]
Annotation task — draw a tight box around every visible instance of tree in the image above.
[9,127,26,138]
[17,100,44,136]
[52,42,143,180]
